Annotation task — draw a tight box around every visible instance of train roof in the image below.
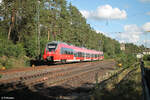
[47,41,103,54]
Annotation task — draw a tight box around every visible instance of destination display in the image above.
[48,46,56,48]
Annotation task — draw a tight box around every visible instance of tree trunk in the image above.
[8,8,16,40]
[8,24,13,40]
[48,28,50,41]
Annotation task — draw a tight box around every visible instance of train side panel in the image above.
[43,41,104,63]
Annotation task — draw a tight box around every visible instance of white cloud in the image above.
[146,12,150,15]
[142,22,150,32]
[96,30,104,34]
[143,40,150,48]
[140,0,150,2]
[80,5,127,20]
[80,10,90,18]
[119,24,142,43]
[118,22,150,47]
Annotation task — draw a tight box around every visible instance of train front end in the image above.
[43,42,58,62]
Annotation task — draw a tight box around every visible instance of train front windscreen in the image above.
[47,43,57,52]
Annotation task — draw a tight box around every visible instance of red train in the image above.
[43,41,104,63]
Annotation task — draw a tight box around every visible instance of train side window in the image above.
[74,53,76,57]
[78,52,80,57]
[70,51,72,55]
[79,52,81,57]
[69,51,71,55]
[92,54,94,57]
[65,50,67,54]
[81,52,82,57]
[61,48,64,54]
[87,53,90,58]
[83,53,85,57]
[75,52,78,57]
[68,51,70,55]
[61,48,63,54]
[67,51,69,55]
[71,51,73,55]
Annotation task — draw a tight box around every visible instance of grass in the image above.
[0,74,2,78]
[144,61,150,68]
[0,56,30,69]
[92,66,142,100]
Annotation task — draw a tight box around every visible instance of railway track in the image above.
[0,61,99,82]
[0,60,115,99]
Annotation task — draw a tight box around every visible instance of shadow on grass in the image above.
[93,80,142,100]
[92,68,143,100]
[0,82,93,100]
[0,80,142,100]
[0,68,143,100]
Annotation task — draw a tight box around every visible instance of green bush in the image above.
[115,53,136,67]
[24,37,38,58]
[4,43,25,58]
[0,58,13,69]
[0,39,25,58]
[40,37,48,59]
[104,53,111,59]
[143,55,150,61]
[23,56,31,67]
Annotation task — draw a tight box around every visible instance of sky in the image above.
[67,0,150,48]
